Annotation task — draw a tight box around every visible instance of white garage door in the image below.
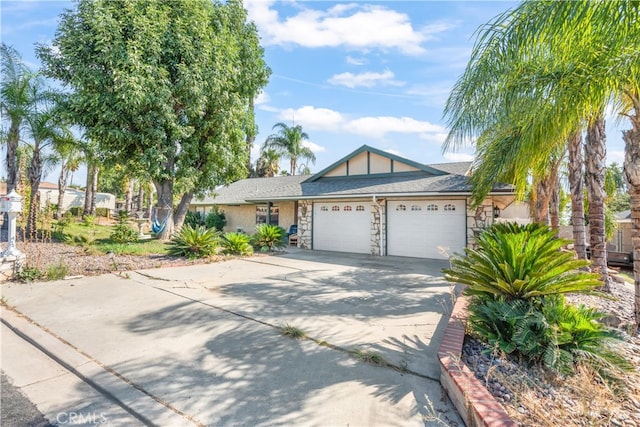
[313,202,371,254]
[387,200,466,259]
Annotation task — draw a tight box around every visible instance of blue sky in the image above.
[1,0,629,184]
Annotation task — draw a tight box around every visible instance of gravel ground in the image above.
[2,238,233,278]
[462,275,640,427]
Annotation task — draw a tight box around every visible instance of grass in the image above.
[280,323,306,339]
[46,262,69,280]
[56,219,169,256]
[351,349,387,366]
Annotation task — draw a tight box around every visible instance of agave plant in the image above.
[222,232,253,255]
[252,224,286,252]
[444,222,602,301]
[167,225,220,259]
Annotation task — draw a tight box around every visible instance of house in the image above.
[611,210,632,253]
[191,145,518,260]
[0,182,116,213]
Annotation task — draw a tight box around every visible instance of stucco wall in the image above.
[192,202,296,234]
[370,153,391,174]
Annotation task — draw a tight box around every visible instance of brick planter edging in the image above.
[438,295,517,427]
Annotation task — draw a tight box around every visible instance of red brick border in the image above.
[438,296,517,426]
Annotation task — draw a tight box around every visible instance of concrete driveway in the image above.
[1,250,462,426]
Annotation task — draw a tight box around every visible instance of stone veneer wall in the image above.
[466,198,494,248]
[297,200,313,249]
[370,199,386,255]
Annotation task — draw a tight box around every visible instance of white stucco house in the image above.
[191,145,522,260]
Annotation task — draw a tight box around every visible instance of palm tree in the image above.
[1,44,33,192]
[254,148,280,177]
[443,0,639,327]
[263,122,316,175]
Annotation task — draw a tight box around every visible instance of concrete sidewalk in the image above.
[1,252,462,426]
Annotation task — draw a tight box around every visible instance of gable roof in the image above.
[426,161,472,176]
[193,146,510,206]
[196,175,308,205]
[304,145,447,182]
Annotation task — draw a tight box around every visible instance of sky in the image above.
[1,0,630,185]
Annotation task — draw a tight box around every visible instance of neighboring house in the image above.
[0,182,116,213]
[611,210,632,253]
[191,145,519,260]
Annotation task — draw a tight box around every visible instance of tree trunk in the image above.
[56,160,71,219]
[585,115,608,288]
[26,149,42,238]
[145,184,153,219]
[173,191,194,232]
[622,95,640,332]
[533,177,552,224]
[5,121,20,193]
[84,163,94,216]
[568,131,587,259]
[245,98,255,178]
[153,179,174,240]
[137,183,144,212]
[124,177,134,214]
[89,166,98,215]
[550,177,560,231]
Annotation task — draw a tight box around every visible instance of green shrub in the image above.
[110,211,138,243]
[46,262,69,280]
[68,206,82,217]
[205,208,227,231]
[444,222,601,301]
[222,232,253,255]
[82,214,96,227]
[446,222,630,381]
[15,266,43,283]
[252,224,286,252]
[167,225,220,259]
[185,211,206,228]
[95,207,110,217]
[468,296,631,378]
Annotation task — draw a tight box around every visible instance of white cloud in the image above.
[443,152,475,162]
[344,116,446,139]
[346,55,367,66]
[244,1,445,55]
[279,106,346,131]
[607,150,625,165]
[303,140,326,153]
[275,105,449,144]
[254,91,270,105]
[250,143,262,162]
[328,69,404,88]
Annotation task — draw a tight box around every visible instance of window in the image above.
[332,205,340,211]
[444,204,456,211]
[343,205,352,211]
[355,205,365,211]
[410,205,422,211]
[426,204,438,211]
[256,205,279,225]
[320,206,328,212]
[396,204,406,211]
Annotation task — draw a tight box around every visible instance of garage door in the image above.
[313,202,371,254]
[387,200,466,259]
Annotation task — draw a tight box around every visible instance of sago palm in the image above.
[443,223,602,300]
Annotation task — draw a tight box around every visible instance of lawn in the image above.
[56,219,169,256]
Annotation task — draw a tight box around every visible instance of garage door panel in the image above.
[387,200,465,259]
[313,202,371,254]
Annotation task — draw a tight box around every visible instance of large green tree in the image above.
[38,0,270,239]
[263,122,316,175]
[444,0,640,328]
